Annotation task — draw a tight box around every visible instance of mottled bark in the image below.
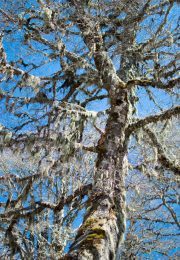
[65,87,130,260]
[64,5,134,258]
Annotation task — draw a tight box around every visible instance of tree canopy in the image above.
[0,0,179,259]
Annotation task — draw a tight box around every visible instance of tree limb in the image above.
[144,127,180,175]
[128,106,180,134]
[0,184,92,218]
[126,77,179,90]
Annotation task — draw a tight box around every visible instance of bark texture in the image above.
[65,6,133,257]
[67,87,130,259]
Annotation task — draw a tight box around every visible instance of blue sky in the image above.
[0,0,179,258]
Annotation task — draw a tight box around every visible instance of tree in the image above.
[0,0,179,259]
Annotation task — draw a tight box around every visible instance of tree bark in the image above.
[62,3,133,259]
[66,88,130,260]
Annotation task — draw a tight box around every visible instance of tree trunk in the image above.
[67,88,130,260]
[62,4,133,258]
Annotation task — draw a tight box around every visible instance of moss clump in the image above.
[86,228,106,240]
[80,228,106,248]
[86,233,104,240]
[78,218,97,236]
[77,218,106,247]
[84,218,97,227]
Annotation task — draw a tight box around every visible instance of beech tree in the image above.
[0,0,179,259]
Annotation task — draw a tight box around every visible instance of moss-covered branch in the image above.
[144,127,180,175]
[128,106,180,134]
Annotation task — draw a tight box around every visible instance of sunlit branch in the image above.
[133,216,177,225]
[128,106,180,134]
[127,78,179,89]
[144,127,180,175]
[0,184,92,218]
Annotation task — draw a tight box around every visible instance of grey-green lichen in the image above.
[77,218,106,246]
